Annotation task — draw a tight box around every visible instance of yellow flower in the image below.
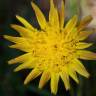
[4,0,96,95]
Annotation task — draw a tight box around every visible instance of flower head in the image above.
[4,0,96,95]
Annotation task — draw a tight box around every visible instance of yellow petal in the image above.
[49,0,55,25]
[77,50,96,60]
[65,15,77,33]
[9,43,31,52]
[11,24,34,37]
[8,53,32,64]
[39,71,50,89]
[16,15,35,31]
[68,65,79,83]
[4,35,26,44]
[78,31,93,41]
[70,28,78,39]
[24,69,42,85]
[51,73,59,95]
[59,0,65,29]
[72,59,90,78]
[76,43,93,49]
[49,0,59,28]
[31,2,47,30]
[14,61,34,72]
[77,15,92,31]
[66,28,78,41]
[60,67,70,90]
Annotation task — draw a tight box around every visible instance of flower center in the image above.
[33,32,77,72]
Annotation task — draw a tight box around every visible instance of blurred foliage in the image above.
[0,0,96,96]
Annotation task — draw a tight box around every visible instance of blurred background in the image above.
[0,0,96,96]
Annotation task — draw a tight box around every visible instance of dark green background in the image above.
[0,0,96,96]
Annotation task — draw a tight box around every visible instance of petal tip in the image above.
[10,24,15,28]
[86,73,90,78]
[24,81,27,85]
[16,15,19,18]
[8,60,14,65]
[24,78,28,85]
[31,2,36,9]
[3,35,8,39]
[38,85,42,89]
[24,78,29,85]
[14,67,20,72]
[65,86,70,91]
